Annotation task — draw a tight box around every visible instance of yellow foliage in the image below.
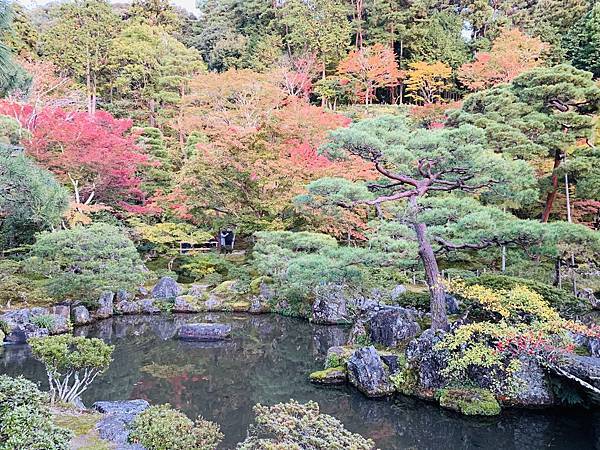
[405,61,452,104]
[446,280,560,323]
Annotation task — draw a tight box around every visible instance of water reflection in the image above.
[1,313,599,449]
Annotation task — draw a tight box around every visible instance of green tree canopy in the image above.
[564,4,600,79]
[0,137,69,250]
[448,64,600,221]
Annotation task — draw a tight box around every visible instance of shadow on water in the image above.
[1,313,599,449]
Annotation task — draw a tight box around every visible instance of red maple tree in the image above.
[0,101,150,209]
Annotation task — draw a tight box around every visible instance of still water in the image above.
[1,313,599,449]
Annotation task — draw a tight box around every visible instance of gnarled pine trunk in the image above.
[412,220,448,330]
[541,150,562,222]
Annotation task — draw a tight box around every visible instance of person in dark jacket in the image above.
[219,228,235,253]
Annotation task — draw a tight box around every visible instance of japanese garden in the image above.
[1,0,600,448]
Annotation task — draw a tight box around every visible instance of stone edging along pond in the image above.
[2,276,600,419]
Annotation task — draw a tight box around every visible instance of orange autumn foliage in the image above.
[458,29,548,91]
[337,43,403,105]
[174,70,376,228]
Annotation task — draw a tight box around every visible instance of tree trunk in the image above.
[410,197,448,330]
[541,150,562,222]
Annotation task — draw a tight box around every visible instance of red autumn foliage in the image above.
[0,101,149,208]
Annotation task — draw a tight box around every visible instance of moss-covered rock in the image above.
[436,387,501,416]
[309,367,347,385]
[249,276,273,295]
[231,300,251,312]
[0,329,4,345]
[212,280,237,296]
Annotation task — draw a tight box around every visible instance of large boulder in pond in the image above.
[94,291,114,319]
[311,284,350,324]
[367,307,421,348]
[548,354,600,401]
[347,346,394,397]
[72,306,92,325]
[176,323,232,341]
[151,276,182,299]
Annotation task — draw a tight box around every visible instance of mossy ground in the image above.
[51,407,111,450]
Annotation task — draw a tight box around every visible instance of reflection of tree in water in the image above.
[2,313,600,449]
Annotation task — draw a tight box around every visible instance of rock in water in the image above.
[4,323,49,344]
[176,323,232,341]
[72,306,92,325]
[115,300,141,315]
[437,387,501,416]
[347,346,394,397]
[311,284,350,324]
[152,276,182,299]
[94,291,114,319]
[367,307,421,348]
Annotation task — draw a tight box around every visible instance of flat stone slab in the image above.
[92,400,149,449]
[176,323,232,341]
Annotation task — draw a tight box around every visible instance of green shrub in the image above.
[129,404,223,450]
[0,148,69,250]
[27,223,148,302]
[251,231,411,315]
[238,400,374,449]
[0,375,72,450]
[179,254,233,282]
[30,335,114,405]
[463,275,583,316]
[391,291,431,310]
[31,314,56,330]
[436,387,501,416]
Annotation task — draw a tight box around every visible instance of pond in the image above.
[1,313,599,449]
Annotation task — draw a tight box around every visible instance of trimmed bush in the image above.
[0,375,72,450]
[27,223,148,302]
[237,400,374,449]
[129,404,223,450]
